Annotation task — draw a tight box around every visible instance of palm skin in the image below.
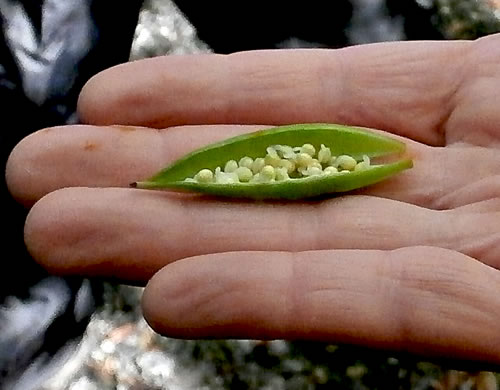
[6,34,500,364]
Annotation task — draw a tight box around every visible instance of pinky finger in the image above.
[142,247,500,365]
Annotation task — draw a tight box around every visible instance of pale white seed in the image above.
[354,161,369,171]
[260,165,276,181]
[309,159,322,170]
[235,166,253,182]
[264,154,282,168]
[354,155,371,171]
[340,170,350,174]
[300,143,316,157]
[224,159,238,173]
[296,153,313,168]
[249,173,261,183]
[251,157,265,174]
[302,166,323,176]
[335,155,357,170]
[219,173,239,184]
[275,145,295,159]
[278,159,296,174]
[215,167,239,184]
[266,146,279,158]
[238,156,254,169]
[275,167,290,181]
[194,169,214,183]
[317,144,332,164]
[324,166,339,175]
[328,156,338,166]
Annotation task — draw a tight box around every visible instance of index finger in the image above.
[78,39,471,146]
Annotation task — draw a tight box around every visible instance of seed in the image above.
[266,146,279,158]
[260,165,276,181]
[300,143,316,157]
[224,159,238,173]
[335,155,357,170]
[265,153,282,167]
[239,156,254,169]
[215,167,239,184]
[324,166,339,175]
[301,166,323,176]
[328,156,337,166]
[235,166,253,182]
[251,157,265,174]
[194,169,214,183]
[296,153,313,168]
[274,145,295,159]
[310,159,322,170]
[275,167,290,181]
[278,159,296,174]
[317,144,332,164]
[354,155,371,171]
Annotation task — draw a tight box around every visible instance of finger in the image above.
[78,39,474,146]
[444,34,500,147]
[142,247,500,364]
[6,124,262,206]
[7,124,499,209]
[24,188,500,282]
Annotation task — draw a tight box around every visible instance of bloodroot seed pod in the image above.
[131,123,413,200]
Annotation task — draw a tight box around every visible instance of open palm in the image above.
[6,34,500,364]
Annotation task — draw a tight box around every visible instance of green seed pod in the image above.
[131,123,413,199]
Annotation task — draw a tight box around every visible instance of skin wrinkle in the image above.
[158,252,292,338]
[457,232,500,269]
[435,175,500,210]
[444,207,500,268]
[335,41,469,146]
[445,36,500,146]
[383,248,499,357]
[318,49,351,126]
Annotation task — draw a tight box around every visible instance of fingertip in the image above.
[142,257,213,338]
[77,70,111,125]
[77,59,161,126]
[6,128,57,207]
[24,188,71,274]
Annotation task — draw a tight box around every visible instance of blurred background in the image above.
[1,1,500,389]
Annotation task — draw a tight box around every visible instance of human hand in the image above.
[6,34,500,364]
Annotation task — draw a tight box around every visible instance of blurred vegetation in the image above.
[435,0,500,39]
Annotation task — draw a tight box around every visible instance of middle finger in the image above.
[6,124,499,208]
[24,187,500,282]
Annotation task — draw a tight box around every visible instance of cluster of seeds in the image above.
[185,144,371,184]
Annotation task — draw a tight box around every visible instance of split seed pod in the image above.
[131,123,413,199]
